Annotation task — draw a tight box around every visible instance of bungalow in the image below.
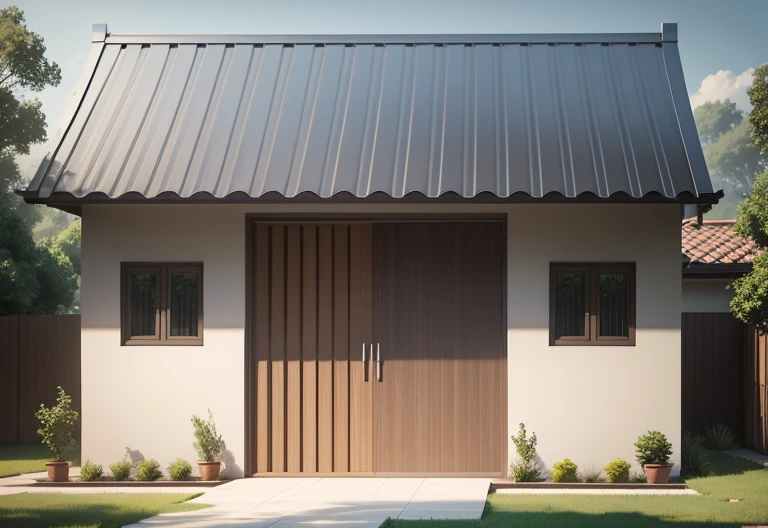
[21,23,720,478]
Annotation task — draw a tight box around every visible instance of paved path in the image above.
[126,477,490,527]
[724,448,768,467]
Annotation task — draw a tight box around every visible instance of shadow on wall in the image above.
[220,448,241,479]
[125,447,144,465]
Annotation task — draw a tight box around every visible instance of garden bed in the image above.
[32,478,229,487]
[490,480,687,491]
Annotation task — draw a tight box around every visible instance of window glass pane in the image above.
[170,273,198,337]
[599,273,629,337]
[555,273,586,339]
[130,274,156,336]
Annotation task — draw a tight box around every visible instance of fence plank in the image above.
[681,312,745,442]
[0,316,20,445]
[17,315,81,444]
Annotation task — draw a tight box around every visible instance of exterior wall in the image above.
[507,205,682,477]
[81,203,681,478]
[682,279,734,313]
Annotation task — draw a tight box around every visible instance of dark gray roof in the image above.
[22,23,718,205]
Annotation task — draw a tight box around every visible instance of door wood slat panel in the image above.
[253,223,372,474]
[301,226,318,472]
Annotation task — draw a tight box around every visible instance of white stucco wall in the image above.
[506,205,682,477]
[682,279,734,313]
[81,203,681,478]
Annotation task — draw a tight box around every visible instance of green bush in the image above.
[580,465,603,483]
[682,431,713,477]
[551,459,579,483]
[604,459,631,483]
[168,458,192,481]
[635,431,673,467]
[191,410,226,462]
[109,459,132,481]
[34,386,78,462]
[136,458,163,481]
[79,460,103,481]
[630,471,647,483]
[510,423,541,482]
[704,423,737,451]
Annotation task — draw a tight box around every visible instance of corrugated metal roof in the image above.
[23,23,718,204]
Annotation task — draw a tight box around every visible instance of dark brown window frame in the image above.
[549,262,636,346]
[121,262,203,346]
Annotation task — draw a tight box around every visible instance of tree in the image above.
[694,100,742,147]
[748,63,768,155]
[731,170,768,332]
[0,7,76,315]
[47,219,81,274]
[704,120,766,198]
[694,97,768,219]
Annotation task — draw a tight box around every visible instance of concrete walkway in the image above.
[724,448,768,467]
[126,477,490,527]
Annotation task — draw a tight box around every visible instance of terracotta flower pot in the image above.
[46,461,69,482]
[644,463,673,484]
[198,461,221,481]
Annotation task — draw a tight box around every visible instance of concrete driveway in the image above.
[127,477,490,527]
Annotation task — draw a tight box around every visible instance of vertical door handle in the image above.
[362,343,369,383]
[376,342,382,382]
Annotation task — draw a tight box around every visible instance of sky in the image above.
[13,0,768,177]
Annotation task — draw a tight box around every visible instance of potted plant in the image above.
[35,386,78,482]
[191,410,226,481]
[635,430,674,484]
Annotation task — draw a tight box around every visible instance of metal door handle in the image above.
[376,343,382,382]
[362,343,369,383]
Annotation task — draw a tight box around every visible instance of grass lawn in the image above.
[384,451,768,527]
[0,493,209,528]
[0,445,81,478]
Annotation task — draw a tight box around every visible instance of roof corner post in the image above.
[661,22,677,43]
[92,23,108,43]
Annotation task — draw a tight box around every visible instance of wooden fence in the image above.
[0,315,81,445]
[682,312,768,454]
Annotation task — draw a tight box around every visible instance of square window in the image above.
[550,263,635,346]
[121,263,203,345]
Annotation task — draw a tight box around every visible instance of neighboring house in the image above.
[20,23,720,478]
[682,218,762,312]
[680,218,765,451]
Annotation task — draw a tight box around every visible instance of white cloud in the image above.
[689,68,755,112]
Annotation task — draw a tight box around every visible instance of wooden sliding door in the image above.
[251,223,373,473]
[250,220,505,475]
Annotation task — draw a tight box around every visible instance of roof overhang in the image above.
[23,22,718,208]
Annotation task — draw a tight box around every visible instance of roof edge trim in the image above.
[102,32,664,46]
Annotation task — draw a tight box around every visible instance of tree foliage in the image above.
[694,100,742,147]
[748,63,768,155]
[731,170,768,332]
[0,206,77,315]
[47,218,80,274]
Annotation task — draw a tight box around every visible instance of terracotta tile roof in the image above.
[682,219,763,266]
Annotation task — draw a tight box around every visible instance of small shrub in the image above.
[79,460,103,481]
[191,410,226,462]
[580,466,603,483]
[604,459,631,483]
[635,431,673,468]
[109,459,132,481]
[509,423,541,482]
[682,431,713,477]
[168,458,193,481]
[35,386,78,462]
[629,471,646,483]
[552,459,579,483]
[704,423,737,451]
[136,458,163,481]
